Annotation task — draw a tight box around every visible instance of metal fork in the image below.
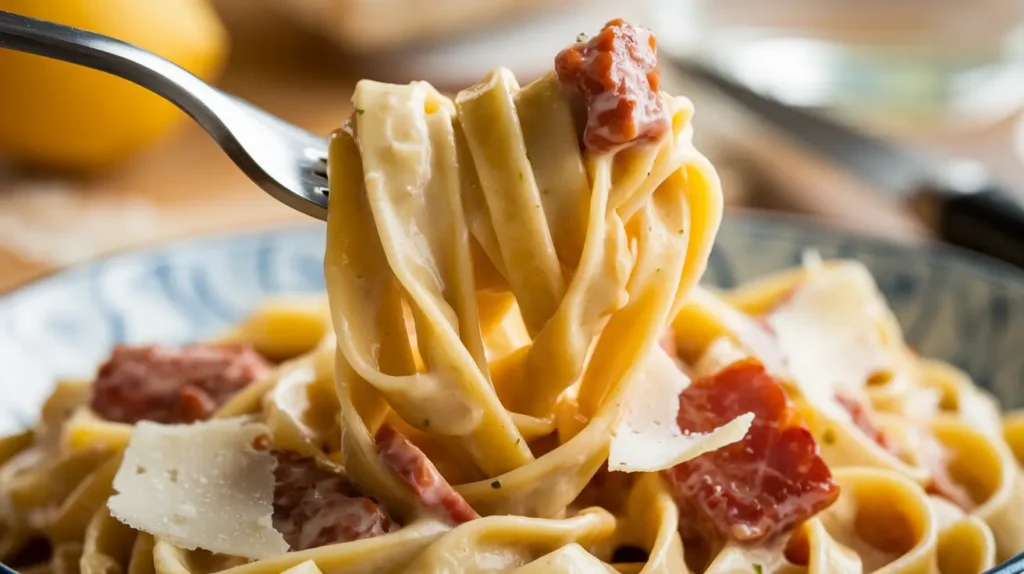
[0,10,330,221]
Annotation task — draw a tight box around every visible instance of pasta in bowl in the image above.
[2,18,1023,574]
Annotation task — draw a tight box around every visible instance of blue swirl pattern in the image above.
[1,216,1023,436]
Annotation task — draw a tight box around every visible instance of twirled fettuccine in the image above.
[324,51,727,525]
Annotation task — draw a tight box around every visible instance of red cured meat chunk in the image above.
[835,392,973,510]
[664,359,839,544]
[834,393,898,455]
[90,344,270,424]
[555,19,669,153]
[375,423,479,524]
[273,450,396,550]
[926,463,975,512]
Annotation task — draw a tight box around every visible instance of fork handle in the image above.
[0,10,226,130]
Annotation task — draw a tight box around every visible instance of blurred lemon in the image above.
[0,0,228,171]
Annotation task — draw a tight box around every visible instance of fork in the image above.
[0,10,330,221]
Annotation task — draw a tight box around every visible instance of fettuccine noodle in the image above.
[1,19,1021,574]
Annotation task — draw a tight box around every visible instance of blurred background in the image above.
[0,0,1022,291]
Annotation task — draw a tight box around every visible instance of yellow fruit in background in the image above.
[0,0,229,171]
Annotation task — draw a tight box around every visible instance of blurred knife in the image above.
[669,57,1024,269]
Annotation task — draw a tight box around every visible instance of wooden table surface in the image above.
[0,3,1021,293]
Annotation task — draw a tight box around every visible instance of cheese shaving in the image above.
[108,418,289,559]
[281,561,325,574]
[691,288,786,375]
[958,387,1003,439]
[609,347,753,472]
[693,336,750,379]
[766,263,896,420]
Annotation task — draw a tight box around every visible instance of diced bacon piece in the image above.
[834,393,898,455]
[835,394,974,511]
[375,424,479,524]
[926,468,975,512]
[272,451,395,550]
[664,359,839,544]
[90,344,270,424]
[177,385,219,422]
[555,19,668,153]
[917,432,975,512]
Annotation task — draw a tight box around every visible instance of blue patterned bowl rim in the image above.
[1,212,1024,432]
[3,213,1024,300]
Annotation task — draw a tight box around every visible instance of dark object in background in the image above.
[673,57,1024,270]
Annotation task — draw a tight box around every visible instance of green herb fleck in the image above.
[822,428,837,445]
[515,438,521,445]
[491,480,502,489]
[519,171,524,182]
[355,108,365,115]
[656,268,662,273]
[678,228,685,234]
[753,565,763,574]
[576,33,587,42]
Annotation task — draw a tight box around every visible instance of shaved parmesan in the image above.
[281,561,324,574]
[108,418,289,559]
[766,263,897,420]
[609,347,753,472]
[693,337,749,378]
[958,387,1003,439]
[690,288,785,374]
